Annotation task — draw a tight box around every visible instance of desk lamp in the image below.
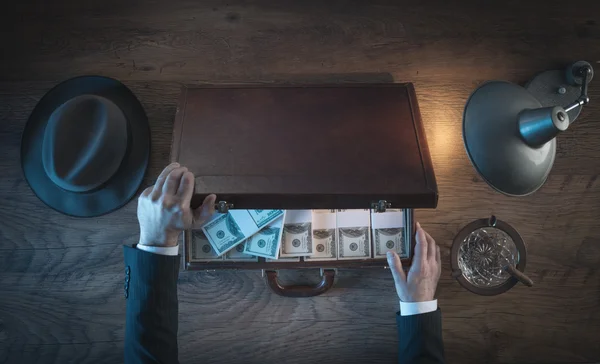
[463,61,594,196]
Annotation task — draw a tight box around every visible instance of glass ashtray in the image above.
[457,227,519,288]
[451,216,528,296]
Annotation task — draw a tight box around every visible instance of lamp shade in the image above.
[463,81,556,196]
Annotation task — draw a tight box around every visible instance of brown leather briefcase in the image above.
[171,83,437,297]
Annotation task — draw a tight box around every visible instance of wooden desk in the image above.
[1,0,599,362]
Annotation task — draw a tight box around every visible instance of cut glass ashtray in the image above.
[457,227,519,288]
[451,216,531,295]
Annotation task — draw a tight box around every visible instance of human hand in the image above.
[387,222,441,302]
[137,162,216,247]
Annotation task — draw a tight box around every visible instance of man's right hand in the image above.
[387,222,441,302]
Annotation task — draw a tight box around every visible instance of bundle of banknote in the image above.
[280,210,313,257]
[201,209,284,256]
[191,208,408,262]
[371,209,407,258]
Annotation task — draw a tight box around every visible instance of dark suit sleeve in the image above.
[396,309,445,364]
[124,245,180,364]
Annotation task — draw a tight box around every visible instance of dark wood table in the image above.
[1,1,599,363]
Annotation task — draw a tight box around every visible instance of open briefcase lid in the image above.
[171,83,437,211]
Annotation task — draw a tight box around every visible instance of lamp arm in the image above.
[564,66,591,114]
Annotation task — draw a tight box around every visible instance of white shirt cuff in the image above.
[136,244,179,256]
[399,299,438,316]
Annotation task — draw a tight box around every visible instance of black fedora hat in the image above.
[21,76,150,217]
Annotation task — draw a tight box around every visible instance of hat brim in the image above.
[21,76,150,217]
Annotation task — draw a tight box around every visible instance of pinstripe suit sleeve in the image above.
[124,245,180,364]
[397,309,445,364]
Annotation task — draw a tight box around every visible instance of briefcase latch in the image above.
[371,200,391,213]
[215,201,234,213]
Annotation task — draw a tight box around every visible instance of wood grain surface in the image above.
[1,0,600,363]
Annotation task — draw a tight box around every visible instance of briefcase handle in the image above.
[264,269,335,297]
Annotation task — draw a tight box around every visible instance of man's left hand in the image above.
[137,162,216,248]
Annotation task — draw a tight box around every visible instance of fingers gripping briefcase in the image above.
[171,84,438,297]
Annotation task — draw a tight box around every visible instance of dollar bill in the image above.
[306,229,336,260]
[281,210,313,256]
[306,210,337,260]
[337,209,371,260]
[248,210,284,229]
[225,242,258,261]
[202,209,284,256]
[371,209,407,258]
[202,213,245,256]
[338,227,370,259]
[281,223,312,256]
[374,228,406,258]
[190,230,222,261]
[244,216,285,259]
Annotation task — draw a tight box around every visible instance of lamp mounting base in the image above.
[526,61,594,123]
[525,70,582,122]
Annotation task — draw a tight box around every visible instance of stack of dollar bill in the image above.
[191,209,408,262]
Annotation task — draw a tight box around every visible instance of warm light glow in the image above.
[424,108,463,175]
